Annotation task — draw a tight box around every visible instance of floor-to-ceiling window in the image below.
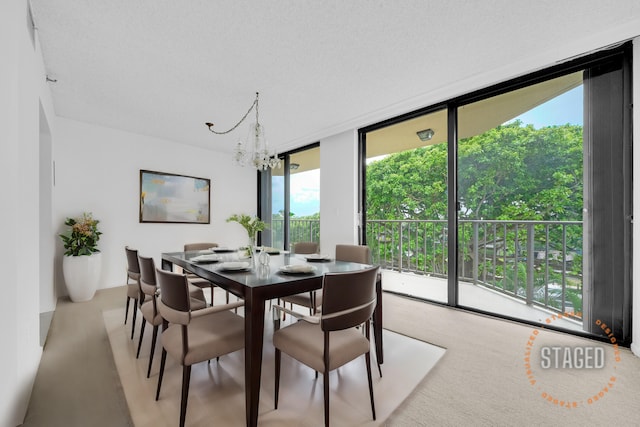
[362,107,449,303]
[262,144,320,251]
[457,72,586,331]
[360,43,632,344]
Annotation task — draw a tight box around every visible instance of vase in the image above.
[62,252,101,302]
[248,233,258,268]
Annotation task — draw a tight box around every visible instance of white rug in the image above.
[103,307,445,426]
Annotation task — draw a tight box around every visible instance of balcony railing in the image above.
[270,217,583,319]
[270,219,320,250]
[367,219,583,319]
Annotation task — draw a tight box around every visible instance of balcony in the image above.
[272,218,584,331]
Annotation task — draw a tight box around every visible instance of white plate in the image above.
[191,254,219,263]
[305,254,331,261]
[219,261,251,271]
[279,264,317,274]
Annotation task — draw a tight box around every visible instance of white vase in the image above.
[62,252,101,302]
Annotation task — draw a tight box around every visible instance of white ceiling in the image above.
[29,1,640,155]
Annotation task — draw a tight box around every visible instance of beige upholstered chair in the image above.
[125,246,141,340]
[272,265,380,427]
[293,241,319,255]
[335,244,371,264]
[136,255,208,378]
[183,242,229,305]
[154,268,245,427]
[156,269,244,426]
[283,244,372,316]
[136,255,162,378]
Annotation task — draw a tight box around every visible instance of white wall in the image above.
[52,118,257,294]
[0,1,50,425]
[319,130,359,256]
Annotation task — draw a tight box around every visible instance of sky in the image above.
[273,85,584,217]
[271,169,320,217]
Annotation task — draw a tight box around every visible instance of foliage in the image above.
[59,212,102,256]
[227,214,267,241]
[365,122,585,311]
[366,121,583,223]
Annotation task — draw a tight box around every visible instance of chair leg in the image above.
[210,286,214,306]
[130,298,138,340]
[180,365,192,427]
[147,325,159,378]
[136,318,147,358]
[156,348,167,401]
[365,351,376,420]
[274,349,281,409]
[323,369,330,427]
[124,297,131,324]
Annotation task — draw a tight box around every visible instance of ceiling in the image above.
[29,1,640,158]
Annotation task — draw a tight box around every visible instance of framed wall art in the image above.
[139,170,210,224]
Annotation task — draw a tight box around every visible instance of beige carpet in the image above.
[103,304,445,427]
[382,294,640,427]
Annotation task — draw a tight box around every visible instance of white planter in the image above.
[62,252,101,302]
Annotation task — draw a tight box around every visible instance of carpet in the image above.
[103,307,445,426]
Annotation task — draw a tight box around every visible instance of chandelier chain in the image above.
[207,92,259,135]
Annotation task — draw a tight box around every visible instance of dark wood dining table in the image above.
[161,249,383,427]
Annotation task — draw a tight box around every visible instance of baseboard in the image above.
[631,341,640,358]
[39,311,54,347]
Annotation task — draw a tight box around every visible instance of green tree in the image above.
[366,122,584,288]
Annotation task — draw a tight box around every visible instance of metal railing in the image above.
[269,217,583,319]
[270,219,320,250]
[366,219,583,319]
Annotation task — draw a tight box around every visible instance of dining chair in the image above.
[283,244,372,317]
[136,255,162,378]
[280,241,322,315]
[155,268,245,427]
[293,241,319,255]
[183,242,229,305]
[334,244,382,376]
[136,255,208,378]
[125,246,141,340]
[335,244,371,264]
[272,265,380,427]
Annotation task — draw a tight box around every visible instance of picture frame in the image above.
[139,169,210,224]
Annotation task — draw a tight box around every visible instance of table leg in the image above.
[245,289,265,427]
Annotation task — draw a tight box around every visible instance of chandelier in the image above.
[205,92,281,170]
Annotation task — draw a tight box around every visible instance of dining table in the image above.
[161,248,384,427]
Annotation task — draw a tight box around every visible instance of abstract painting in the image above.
[139,170,210,223]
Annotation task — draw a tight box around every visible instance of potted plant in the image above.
[59,212,102,302]
[226,214,267,261]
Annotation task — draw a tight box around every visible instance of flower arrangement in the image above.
[226,213,267,244]
[60,212,102,256]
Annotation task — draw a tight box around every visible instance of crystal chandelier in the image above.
[205,92,281,171]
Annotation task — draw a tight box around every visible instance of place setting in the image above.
[189,253,220,263]
[278,264,318,275]
[217,261,252,272]
[302,253,332,262]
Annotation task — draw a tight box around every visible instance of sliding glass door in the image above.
[362,108,449,303]
[360,43,632,344]
[263,144,320,251]
[456,72,586,331]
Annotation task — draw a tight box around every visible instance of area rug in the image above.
[103,307,445,427]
